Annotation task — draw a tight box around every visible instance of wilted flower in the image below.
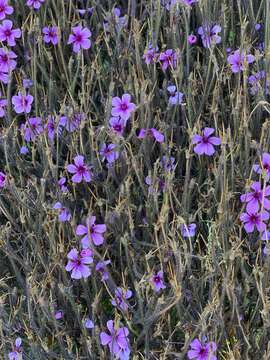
[159,49,177,71]
[100,143,119,164]
[9,338,22,360]
[100,320,130,360]
[23,78,33,88]
[111,94,136,121]
[248,71,269,95]
[0,0,13,20]
[0,96,7,117]
[181,223,196,238]
[42,26,59,45]
[67,155,92,183]
[26,0,45,9]
[46,115,62,140]
[68,25,91,53]
[167,85,184,105]
[65,248,93,279]
[240,210,269,233]
[151,270,166,292]
[145,175,165,194]
[138,128,164,143]
[0,171,6,187]
[12,92,33,114]
[227,49,255,73]
[96,260,111,281]
[192,127,221,156]
[76,216,106,247]
[0,20,21,46]
[21,117,43,142]
[161,155,176,172]
[53,202,71,222]
[111,287,133,311]
[198,24,221,48]
[59,112,85,132]
[187,338,217,360]
[103,7,127,33]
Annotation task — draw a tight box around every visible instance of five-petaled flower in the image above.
[53,202,71,222]
[76,216,106,247]
[20,117,44,142]
[0,47,17,71]
[99,143,119,164]
[198,24,221,48]
[187,338,217,360]
[111,94,136,121]
[240,210,269,233]
[0,0,13,20]
[42,26,59,45]
[0,20,21,46]
[192,127,221,156]
[167,85,184,105]
[109,116,126,136]
[67,155,92,183]
[68,25,92,53]
[240,182,270,213]
[227,49,255,73]
[65,248,93,279]
[100,320,130,360]
[159,49,177,71]
[12,92,33,114]
[253,152,270,179]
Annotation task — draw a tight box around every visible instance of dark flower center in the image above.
[263,163,270,171]
[253,191,260,200]
[199,347,207,356]
[75,259,81,266]
[1,54,8,62]
[114,124,122,131]
[250,214,259,223]
[154,275,160,283]
[202,136,209,144]
[120,103,128,111]
[77,165,85,174]
[75,34,82,42]
[5,29,11,37]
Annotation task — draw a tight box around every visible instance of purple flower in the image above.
[9,338,22,360]
[59,112,84,132]
[100,320,130,360]
[187,338,217,360]
[58,176,68,192]
[96,260,111,281]
[67,155,92,183]
[0,70,9,83]
[0,97,7,117]
[138,128,164,143]
[20,146,29,155]
[76,216,106,247]
[255,23,261,31]
[12,92,33,114]
[145,175,165,194]
[188,34,197,44]
[0,171,6,187]
[23,78,33,88]
[159,49,177,71]
[151,270,166,292]
[0,0,13,20]
[240,210,269,233]
[143,45,159,65]
[20,117,43,142]
[100,143,119,164]
[111,94,136,121]
[109,116,126,136]
[167,85,184,105]
[240,182,270,213]
[53,202,71,222]
[65,248,93,279]
[111,287,133,311]
[26,0,45,9]
[84,318,94,329]
[46,115,59,140]
[161,156,176,172]
[192,127,221,156]
[0,47,17,71]
[248,71,269,95]
[198,24,221,48]
[0,20,21,46]
[181,223,197,238]
[54,310,63,320]
[68,25,91,53]
[253,153,270,179]
[227,49,255,73]
[42,26,59,45]
[103,7,127,33]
